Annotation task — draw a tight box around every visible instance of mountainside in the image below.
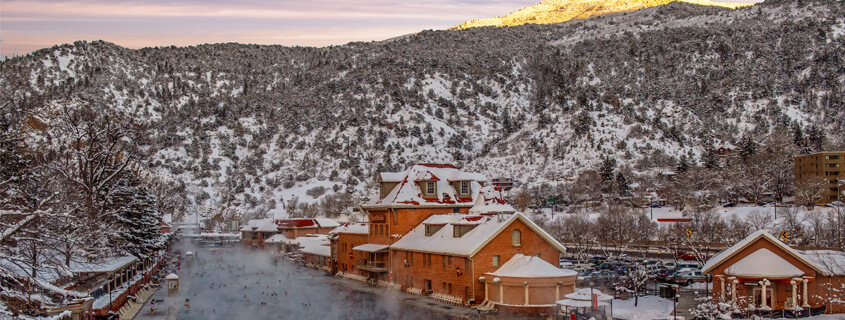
[1,0,843,221]
[451,0,755,30]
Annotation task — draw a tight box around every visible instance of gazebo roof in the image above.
[724,248,804,279]
[488,254,577,278]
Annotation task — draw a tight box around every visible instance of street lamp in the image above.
[672,284,679,320]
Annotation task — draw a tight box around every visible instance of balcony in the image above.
[356,259,388,273]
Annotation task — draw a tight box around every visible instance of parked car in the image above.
[670,270,708,285]
[663,261,678,270]
[582,270,619,282]
[653,268,674,281]
[679,263,701,270]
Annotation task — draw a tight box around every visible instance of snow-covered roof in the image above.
[365,164,488,208]
[563,288,613,302]
[556,299,609,308]
[241,218,338,232]
[702,230,826,276]
[724,248,804,278]
[69,256,138,273]
[295,235,330,257]
[353,244,389,252]
[162,213,172,225]
[264,234,291,243]
[390,213,566,257]
[239,218,278,232]
[314,218,340,228]
[487,254,577,278]
[801,250,845,276]
[165,273,178,280]
[329,222,369,235]
[468,185,515,214]
[559,288,612,307]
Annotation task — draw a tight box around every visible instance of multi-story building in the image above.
[333,164,576,314]
[795,151,845,204]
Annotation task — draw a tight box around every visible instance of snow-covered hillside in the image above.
[1,0,843,221]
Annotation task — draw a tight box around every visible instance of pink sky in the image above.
[0,0,538,57]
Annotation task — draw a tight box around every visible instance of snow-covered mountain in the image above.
[2,0,843,221]
[451,0,754,30]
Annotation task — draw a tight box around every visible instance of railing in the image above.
[356,259,388,272]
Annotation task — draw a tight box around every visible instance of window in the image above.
[492,255,500,267]
[448,256,452,265]
[826,155,840,160]
[460,181,469,194]
[443,255,447,269]
[512,229,522,246]
[832,188,840,192]
[426,181,436,195]
[453,225,476,238]
[425,224,444,236]
[379,224,384,236]
[826,171,841,176]
[827,163,841,168]
[448,283,453,294]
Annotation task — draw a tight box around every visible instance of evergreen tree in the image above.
[599,157,616,193]
[599,157,616,183]
[792,123,804,147]
[738,135,757,162]
[676,154,690,174]
[807,124,825,152]
[615,172,629,196]
[112,178,163,259]
[702,142,719,169]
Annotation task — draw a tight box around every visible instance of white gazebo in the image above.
[557,288,612,319]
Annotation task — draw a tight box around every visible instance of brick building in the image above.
[240,217,339,248]
[795,151,845,204]
[331,164,576,314]
[329,222,370,275]
[702,231,845,314]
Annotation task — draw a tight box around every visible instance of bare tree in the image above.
[795,174,827,209]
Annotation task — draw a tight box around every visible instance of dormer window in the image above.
[460,181,469,195]
[380,182,398,198]
[426,182,436,195]
[425,224,444,236]
[453,224,476,238]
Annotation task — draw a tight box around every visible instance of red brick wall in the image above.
[334,233,370,276]
[366,207,469,245]
[391,250,474,301]
[241,230,268,248]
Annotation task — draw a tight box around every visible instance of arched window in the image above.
[512,229,521,246]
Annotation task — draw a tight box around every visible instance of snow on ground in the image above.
[612,295,676,320]
[539,204,840,228]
